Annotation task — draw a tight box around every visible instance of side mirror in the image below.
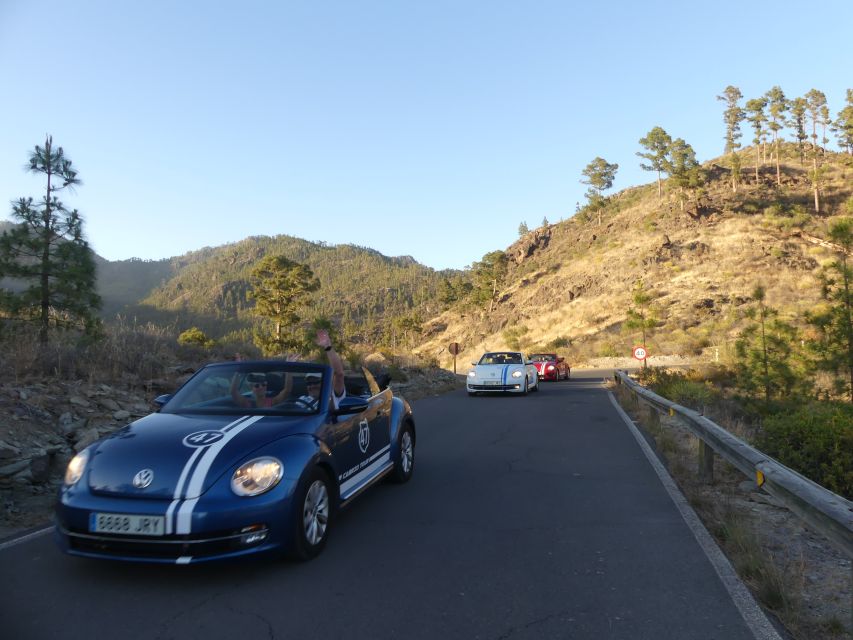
[335,397,369,415]
[153,394,172,410]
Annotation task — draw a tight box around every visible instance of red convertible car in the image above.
[528,354,570,381]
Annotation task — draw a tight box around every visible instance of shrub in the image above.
[177,327,214,348]
[549,335,571,349]
[757,401,853,499]
[598,342,620,358]
[503,325,528,350]
[638,367,719,411]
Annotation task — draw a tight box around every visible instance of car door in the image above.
[524,356,538,387]
[333,389,392,501]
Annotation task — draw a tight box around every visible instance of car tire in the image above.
[521,379,528,396]
[390,422,415,484]
[531,377,539,392]
[290,466,333,561]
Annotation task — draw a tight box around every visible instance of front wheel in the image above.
[290,467,333,561]
[390,422,415,483]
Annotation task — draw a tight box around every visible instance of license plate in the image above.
[90,512,165,536]
[484,380,500,385]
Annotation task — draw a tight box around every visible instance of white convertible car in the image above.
[467,351,539,396]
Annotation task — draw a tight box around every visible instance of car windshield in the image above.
[529,354,555,362]
[479,352,523,365]
[160,361,329,416]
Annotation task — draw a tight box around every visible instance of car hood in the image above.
[86,412,307,500]
[473,364,521,379]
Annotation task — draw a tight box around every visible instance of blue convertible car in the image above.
[55,361,415,564]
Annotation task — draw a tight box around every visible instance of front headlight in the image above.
[511,370,523,378]
[231,457,283,497]
[64,450,89,486]
[546,365,555,371]
[468,371,476,378]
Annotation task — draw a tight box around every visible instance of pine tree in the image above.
[805,89,828,212]
[765,86,788,184]
[788,96,808,166]
[806,219,853,401]
[665,138,703,212]
[745,97,768,181]
[833,89,853,154]
[248,255,320,355]
[636,128,671,199]
[581,157,619,225]
[518,221,529,236]
[0,136,101,343]
[734,284,804,404]
[717,86,744,192]
[624,280,658,369]
[471,251,508,312]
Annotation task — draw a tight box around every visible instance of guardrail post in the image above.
[645,404,660,431]
[698,440,714,483]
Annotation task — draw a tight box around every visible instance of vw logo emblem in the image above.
[358,419,370,453]
[132,468,154,489]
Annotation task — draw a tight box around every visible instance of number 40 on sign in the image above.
[632,346,648,361]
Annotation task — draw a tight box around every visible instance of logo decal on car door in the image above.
[358,419,370,453]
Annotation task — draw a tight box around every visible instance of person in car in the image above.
[230,371,291,408]
[230,329,346,410]
[300,329,346,410]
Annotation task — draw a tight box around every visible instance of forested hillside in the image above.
[97,235,454,347]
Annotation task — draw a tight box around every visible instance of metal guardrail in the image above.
[614,370,853,561]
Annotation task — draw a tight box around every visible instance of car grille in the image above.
[59,525,267,560]
[469,384,519,391]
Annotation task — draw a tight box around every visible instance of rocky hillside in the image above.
[414,148,853,370]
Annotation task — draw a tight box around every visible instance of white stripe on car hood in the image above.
[165,415,264,535]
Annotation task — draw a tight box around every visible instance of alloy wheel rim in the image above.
[303,479,329,545]
[401,432,413,474]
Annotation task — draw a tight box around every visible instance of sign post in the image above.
[448,342,461,374]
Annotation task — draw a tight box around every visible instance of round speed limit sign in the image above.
[632,346,648,361]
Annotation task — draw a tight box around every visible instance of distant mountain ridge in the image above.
[95,234,453,343]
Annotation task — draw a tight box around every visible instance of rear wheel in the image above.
[290,467,333,561]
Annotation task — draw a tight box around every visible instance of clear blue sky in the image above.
[1,1,851,271]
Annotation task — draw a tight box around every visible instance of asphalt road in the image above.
[1,370,779,640]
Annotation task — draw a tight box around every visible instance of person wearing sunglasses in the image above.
[230,371,292,408]
[294,329,346,411]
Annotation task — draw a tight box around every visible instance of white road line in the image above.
[607,391,782,640]
[0,526,52,551]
